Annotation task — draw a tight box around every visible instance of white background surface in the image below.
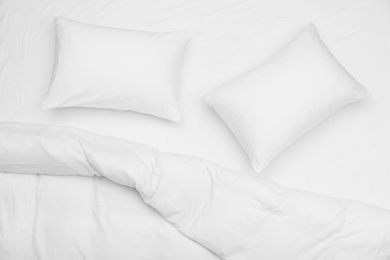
[1,0,390,210]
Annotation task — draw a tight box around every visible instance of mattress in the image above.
[0,0,389,210]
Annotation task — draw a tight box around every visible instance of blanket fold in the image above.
[1,123,389,260]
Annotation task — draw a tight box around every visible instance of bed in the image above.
[1,0,390,259]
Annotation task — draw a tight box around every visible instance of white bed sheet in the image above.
[0,0,390,211]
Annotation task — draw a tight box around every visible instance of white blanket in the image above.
[1,123,389,259]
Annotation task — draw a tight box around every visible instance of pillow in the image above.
[204,23,369,173]
[43,16,188,122]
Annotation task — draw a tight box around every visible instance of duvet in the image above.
[1,123,390,260]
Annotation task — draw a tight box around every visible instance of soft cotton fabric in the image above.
[1,0,390,210]
[205,23,369,172]
[43,16,188,121]
[1,123,389,260]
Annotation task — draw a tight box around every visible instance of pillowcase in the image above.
[43,16,188,122]
[204,23,369,173]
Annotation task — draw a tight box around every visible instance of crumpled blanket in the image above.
[1,123,389,260]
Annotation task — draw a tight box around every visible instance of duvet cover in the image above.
[1,123,389,260]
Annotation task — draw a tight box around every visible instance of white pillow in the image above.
[43,16,188,122]
[204,23,369,173]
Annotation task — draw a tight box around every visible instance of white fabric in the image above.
[204,24,369,173]
[43,16,188,121]
[1,123,390,260]
[0,0,389,210]
[1,0,390,258]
